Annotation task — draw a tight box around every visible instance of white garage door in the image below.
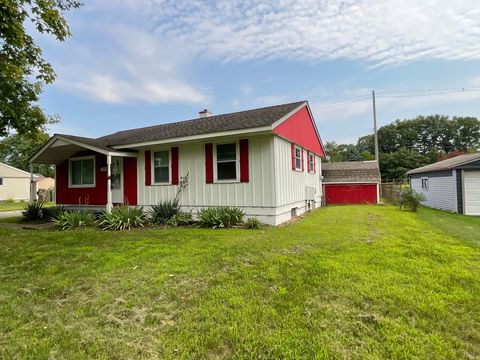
[464,171,480,215]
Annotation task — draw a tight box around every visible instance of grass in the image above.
[0,205,479,359]
[0,201,54,212]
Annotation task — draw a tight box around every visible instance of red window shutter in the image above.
[205,143,213,184]
[291,143,295,170]
[301,149,304,171]
[171,147,179,185]
[145,150,151,186]
[239,139,249,182]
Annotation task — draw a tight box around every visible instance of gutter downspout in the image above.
[29,163,36,204]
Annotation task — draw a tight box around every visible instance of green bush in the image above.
[149,200,180,224]
[166,212,193,227]
[198,207,245,228]
[42,206,65,220]
[245,217,262,229]
[399,188,426,212]
[98,206,146,231]
[53,210,95,230]
[22,201,44,222]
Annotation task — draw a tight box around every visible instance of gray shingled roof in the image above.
[406,153,480,175]
[55,101,305,150]
[322,161,381,183]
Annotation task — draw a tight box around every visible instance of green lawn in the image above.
[0,206,479,359]
[0,201,54,212]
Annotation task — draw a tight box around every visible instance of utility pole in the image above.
[372,90,382,202]
[372,90,379,162]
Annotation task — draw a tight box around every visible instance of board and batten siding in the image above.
[410,171,457,212]
[137,135,278,223]
[273,136,322,223]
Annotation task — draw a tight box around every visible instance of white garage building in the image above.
[407,153,480,215]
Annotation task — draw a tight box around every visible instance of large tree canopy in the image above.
[325,115,480,180]
[0,0,80,136]
[0,128,54,177]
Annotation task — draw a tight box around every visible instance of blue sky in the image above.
[37,0,480,144]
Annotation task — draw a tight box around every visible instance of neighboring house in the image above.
[322,161,381,205]
[0,163,55,202]
[30,101,325,225]
[407,153,480,215]
[0,162,32,201]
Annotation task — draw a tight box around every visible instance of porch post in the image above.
[29,163,36,204]
[107,154,113,212]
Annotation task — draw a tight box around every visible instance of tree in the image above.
[0,0,81,136]
[380,148,429,180]
[0,129,54,177]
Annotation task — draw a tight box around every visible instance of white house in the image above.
[30,101,326,225]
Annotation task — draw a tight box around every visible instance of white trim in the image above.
[29,134,137,164]
[294,145,303,171]
[214,140,240,183]
[151,148,172,185]
[68,156,96,188]
[308,151,315,173]
[111,127,272,150]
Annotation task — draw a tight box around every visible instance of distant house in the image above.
[30,101,326,225]
[322,161,381,205]
[407,153,480,215]
[0,163,55,202]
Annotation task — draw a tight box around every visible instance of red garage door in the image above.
[325,184,378,205]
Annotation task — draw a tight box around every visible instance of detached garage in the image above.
[322,161,381,205]
[407,153,480,215]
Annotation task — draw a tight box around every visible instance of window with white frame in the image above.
[70,157,95,187]
[308,152,315,173]
[421,177,429,190]
[294,146,302,170]
[153,150,170,183]
[216,143,238,181]
[0,178,3,186]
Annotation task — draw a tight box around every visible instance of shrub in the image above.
[98,205,146,231]
[166,212,193,227]
[53,210,95,230]
[245,217,262,229]
[149,200,180,224]
[399,188,426,212]
[22,201,44,222]
[198,207,244,228]
[42,206,65,220]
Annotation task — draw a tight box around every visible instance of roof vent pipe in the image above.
[199,109,212,118]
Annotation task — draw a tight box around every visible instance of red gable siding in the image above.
[273,106,325,157]
[56,152,107,205]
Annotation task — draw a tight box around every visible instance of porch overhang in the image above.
[30,134,137,165]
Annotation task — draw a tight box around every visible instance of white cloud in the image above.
[146,0,480,66]
[48,17,207,104]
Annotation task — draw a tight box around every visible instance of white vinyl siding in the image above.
[138,136,275,209]
[273,136,322,216]
[410,171,456,212]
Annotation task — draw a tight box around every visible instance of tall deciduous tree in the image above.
[0,129,54,177]
[0,0,81,136]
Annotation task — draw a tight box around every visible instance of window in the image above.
[295,146,302,170]
[70,157,95,187]
[421,177,429,190]
[153,150,170,183]
[216,143,237,181]
[308,153,315,173]
[0,178,3,186]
